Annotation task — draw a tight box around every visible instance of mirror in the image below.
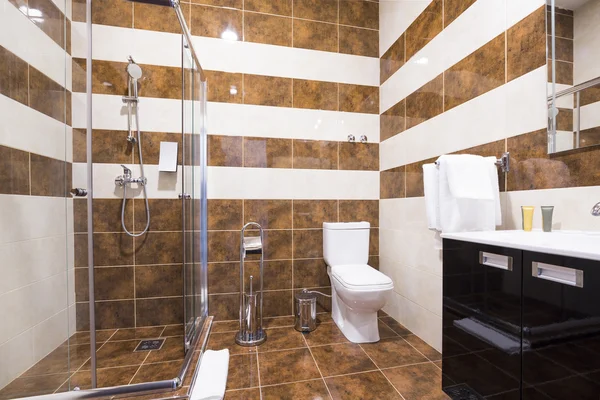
[547,0,600,154]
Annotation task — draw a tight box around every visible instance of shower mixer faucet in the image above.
[592,202,600,216]
[115,165,147,187]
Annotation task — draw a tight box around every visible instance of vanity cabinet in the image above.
[442,239,600,400]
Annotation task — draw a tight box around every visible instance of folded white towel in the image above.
[437,156,496,233]
[439,155,494,200]
[191,349,230,400]
[423,164,440,231]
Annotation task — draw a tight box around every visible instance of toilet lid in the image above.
[331,264,393,290]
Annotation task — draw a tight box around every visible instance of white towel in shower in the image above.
[423,163,441,231]
[436,155,498,233]
[191,349,230,400]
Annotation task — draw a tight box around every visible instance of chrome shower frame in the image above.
[74,0,210,397]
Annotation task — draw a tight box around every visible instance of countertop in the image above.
[441,230,600,261]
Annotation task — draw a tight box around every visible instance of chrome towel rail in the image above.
[434,152,510,173]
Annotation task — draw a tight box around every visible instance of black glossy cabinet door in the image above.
[442,239,522,399]
[522,251,600,400]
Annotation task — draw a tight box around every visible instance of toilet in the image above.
[323,222,394,343]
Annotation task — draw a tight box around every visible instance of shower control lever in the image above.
[115,165,147,187]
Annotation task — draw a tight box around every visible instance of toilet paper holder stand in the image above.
[235,222,267,346]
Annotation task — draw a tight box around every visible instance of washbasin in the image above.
[441,230,600,261]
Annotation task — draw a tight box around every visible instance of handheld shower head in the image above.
[126,57,143,80]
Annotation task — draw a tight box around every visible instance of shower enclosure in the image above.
[0,0,209,398]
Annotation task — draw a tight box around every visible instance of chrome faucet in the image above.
[592,202,600,216]
[115,165,147,187]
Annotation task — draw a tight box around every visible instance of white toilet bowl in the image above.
[328,264,393,343]
[323,222,394,343]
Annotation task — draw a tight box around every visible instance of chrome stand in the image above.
[235,223,267,346]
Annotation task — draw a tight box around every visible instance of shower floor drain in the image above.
[134,339,165,352]
[444,384,484,400]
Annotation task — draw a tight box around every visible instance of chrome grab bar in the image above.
[547,76,600,101]
[435,152,510,173]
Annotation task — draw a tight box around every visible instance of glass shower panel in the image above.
[0,0,76,397]
[182,45,208,349]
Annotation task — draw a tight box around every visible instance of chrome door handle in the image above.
[479,252,513,271]
[532,262,583,288]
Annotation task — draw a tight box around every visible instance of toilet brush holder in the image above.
[236,223,267,347]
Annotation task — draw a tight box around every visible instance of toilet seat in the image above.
[330,264,393,291]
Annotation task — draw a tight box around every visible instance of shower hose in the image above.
[121,101,150,237]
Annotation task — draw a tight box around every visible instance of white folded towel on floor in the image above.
[433,155,500,233]
[190,349,230,400]
[423,163,441,231]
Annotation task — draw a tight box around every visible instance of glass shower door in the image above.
[182,45,208,349]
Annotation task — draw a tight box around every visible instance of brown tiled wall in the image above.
[547,6,574,85]
[73,198,184,330]
[74,0,381,330]
[0,45,72,125]
[380,0,478,84]
[209,136,379,171]
[0,145,72,197]
[72,58,379,114]
[0,44,72,198]
[380,6,547,145]
[8,0,71,54]
[207,199,379,321]
[72,0,379,58]
[378,5,571,198]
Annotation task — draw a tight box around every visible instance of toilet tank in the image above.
[323,222,370,266]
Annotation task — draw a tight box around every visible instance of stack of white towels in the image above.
[423,155,501,233]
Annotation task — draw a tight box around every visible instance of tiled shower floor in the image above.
[209,313,450,400]
[0,324,185,400]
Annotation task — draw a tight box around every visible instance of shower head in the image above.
[126,57,143,80]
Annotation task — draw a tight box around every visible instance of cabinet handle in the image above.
[532,262,584,288]
[479,252,513,271]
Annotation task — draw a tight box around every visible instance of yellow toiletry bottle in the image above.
[522,206,534,232]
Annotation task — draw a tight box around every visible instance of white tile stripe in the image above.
[72,93,381,143]
[580,101,600,131]
[0,94,73,162]
[0,195,69,244]
[72,163,379,200]
[0,0,72,91]
[380,66,547,170]
[207,167,380,200]
[380,0,545,112]
[71,22,379,86]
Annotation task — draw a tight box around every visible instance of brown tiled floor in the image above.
[0,324,186,399]
[211,313,450,400]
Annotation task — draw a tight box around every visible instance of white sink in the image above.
[441,230,600,261]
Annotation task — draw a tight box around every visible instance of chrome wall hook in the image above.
[347,134,356,143]
[360,135,368,143]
